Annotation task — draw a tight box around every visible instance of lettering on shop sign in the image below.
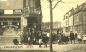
[0,46,23,48]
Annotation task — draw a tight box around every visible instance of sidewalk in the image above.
[0,45,50,52]
[53,44,86,52]
[0,44,86,52]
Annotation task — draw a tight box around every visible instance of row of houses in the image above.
[61,3,86,34]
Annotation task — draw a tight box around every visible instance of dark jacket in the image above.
[70,33,75,40]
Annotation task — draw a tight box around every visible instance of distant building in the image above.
[42,21,61,32]
[63,3,86,34]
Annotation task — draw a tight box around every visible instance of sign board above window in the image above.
[4,10,13,14]
[13,10,22,14]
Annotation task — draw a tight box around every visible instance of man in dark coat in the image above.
[70,31,75,44]
[42,35,49,47]
[75,33,77,39]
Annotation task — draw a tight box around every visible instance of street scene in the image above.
[0,0,86,52]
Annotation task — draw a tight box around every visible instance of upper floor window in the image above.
[66,16,68,19]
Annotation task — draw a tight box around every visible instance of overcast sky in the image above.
[41,0,85,22]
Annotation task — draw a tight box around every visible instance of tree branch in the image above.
[47,0,55,2]
[52,0,62,10]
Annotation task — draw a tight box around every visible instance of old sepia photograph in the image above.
[0,0,86,52]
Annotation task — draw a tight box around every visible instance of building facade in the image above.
[0,0,23,35]
[63,3,86,34]
[27,0,42,31]
[0,0,42,35]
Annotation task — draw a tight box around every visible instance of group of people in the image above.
[57,31,86,44]
[69,31,86,44]
[13,28,49,48]
[13,28,86,48]
[56,31,69,44]
[39,33,49,48]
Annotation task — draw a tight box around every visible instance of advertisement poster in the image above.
[0,0,86,52]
